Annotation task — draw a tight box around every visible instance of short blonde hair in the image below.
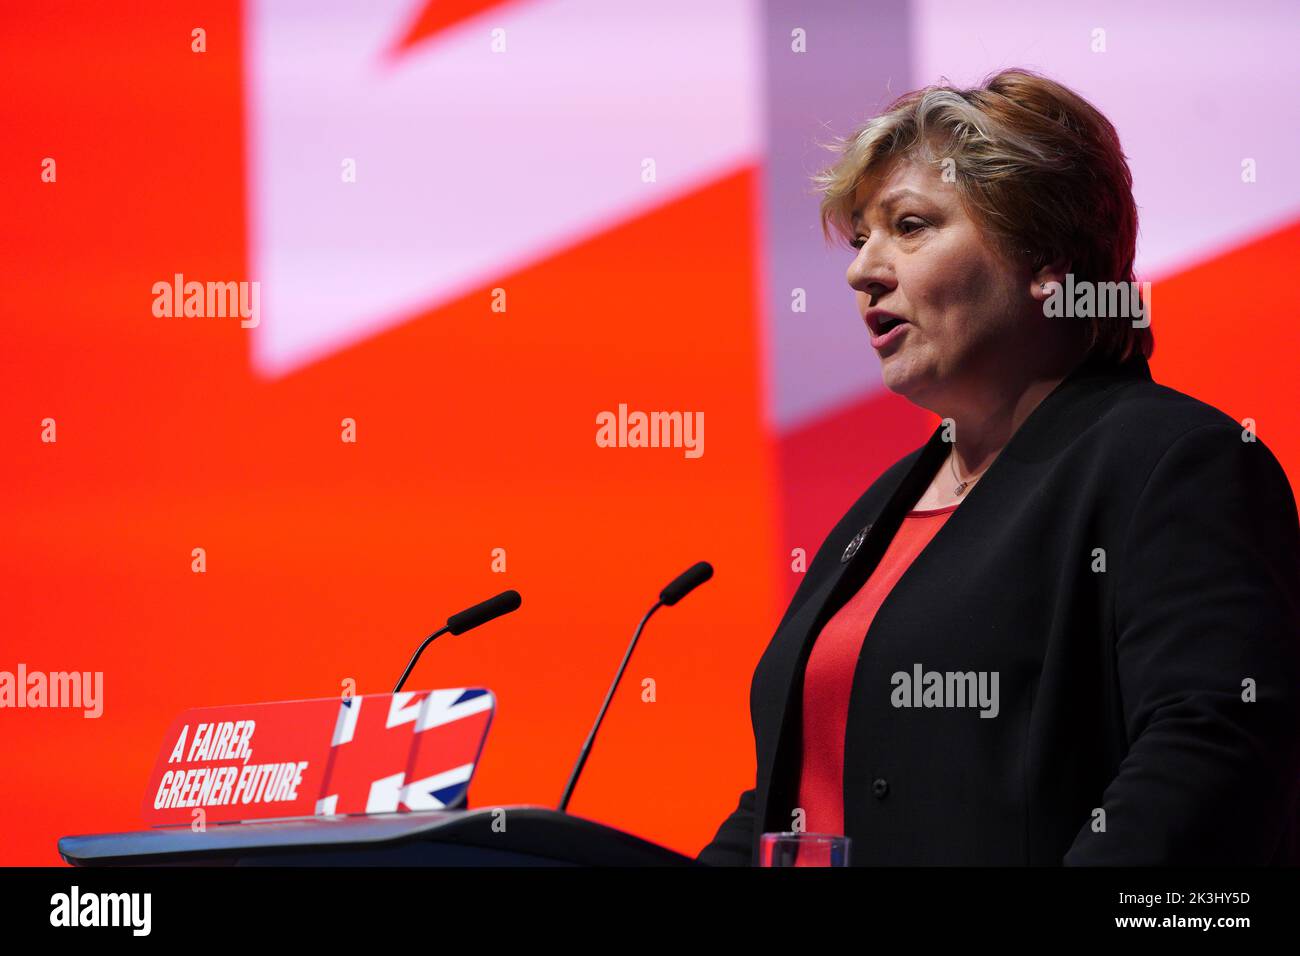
[813,68,1154,364]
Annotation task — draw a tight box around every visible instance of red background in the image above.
[2,2,1297,865]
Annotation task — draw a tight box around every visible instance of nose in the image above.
[846,237,895,305]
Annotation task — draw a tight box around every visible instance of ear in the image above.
[1031,256,1071,303]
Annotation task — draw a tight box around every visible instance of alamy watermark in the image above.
[891,663,999,718]
[595,403,704,459]
[152,273,260,328]
[50,886,150,936]
[0,664,102,718]
[1043,275,1150,328]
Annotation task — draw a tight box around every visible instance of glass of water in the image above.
[759,832,851,867]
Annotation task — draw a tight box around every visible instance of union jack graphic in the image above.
[314,689,494,815]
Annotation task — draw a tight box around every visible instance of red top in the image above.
[795,504,958,837]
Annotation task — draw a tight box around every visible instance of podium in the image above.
[58,806,701,867]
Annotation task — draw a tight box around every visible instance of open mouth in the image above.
[865,309,908,337]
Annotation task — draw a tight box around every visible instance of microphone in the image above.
[659,561,713,606]
[447,589,522,635]
[557,562,714,812]
[393,589,522,693]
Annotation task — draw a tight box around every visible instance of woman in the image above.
[698,69,1300,865]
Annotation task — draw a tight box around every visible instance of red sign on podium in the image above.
[142,689,494,827]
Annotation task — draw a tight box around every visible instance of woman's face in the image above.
[846,154,1046,414]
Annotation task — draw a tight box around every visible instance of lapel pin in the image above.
[841,523,872,563]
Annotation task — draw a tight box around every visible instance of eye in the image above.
[850,216,928,249]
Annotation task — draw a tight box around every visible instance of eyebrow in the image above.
[850,188,929,228]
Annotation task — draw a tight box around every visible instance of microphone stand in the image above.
[557,602,662,812]
[393,626,450,694]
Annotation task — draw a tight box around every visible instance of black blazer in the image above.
[699,354,1300,865]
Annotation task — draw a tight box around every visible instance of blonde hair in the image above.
[813,68,1153,364]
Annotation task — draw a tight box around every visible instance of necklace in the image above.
[949,449,988,496]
